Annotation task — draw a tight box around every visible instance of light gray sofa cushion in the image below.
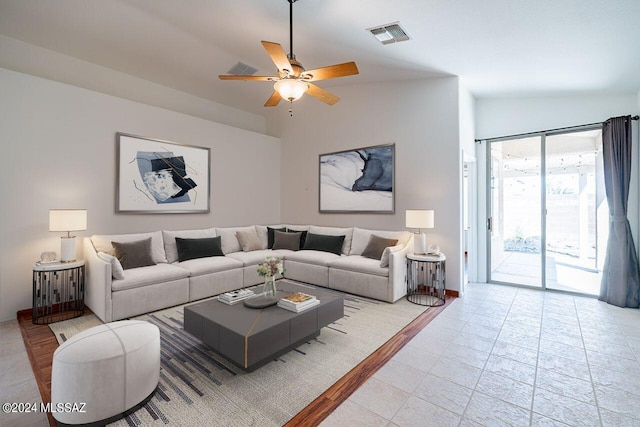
[286,250,341,267]
[309,225,353,255]
[162,228,217,263]
[227,249,277,266]
[92,231,167,264]
[174,256,243,276]
[329,256,389,277]
[216,226,262,254]
[111,264,189,292]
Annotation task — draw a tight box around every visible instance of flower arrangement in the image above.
[257,256,284,278]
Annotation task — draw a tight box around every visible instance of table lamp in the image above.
[405,209,434,255]
[49,209,87,262]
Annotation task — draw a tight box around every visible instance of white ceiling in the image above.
[1,0,639,116]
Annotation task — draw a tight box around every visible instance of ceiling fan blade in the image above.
[301,62,359,82]
[261,41,293,76]
[218,75,277,81]
[306,83,340,105]
[264,91,282,107]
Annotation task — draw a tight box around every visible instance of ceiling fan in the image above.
[219,0,359,110]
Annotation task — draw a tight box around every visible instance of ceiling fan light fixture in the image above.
[274,79,308,101]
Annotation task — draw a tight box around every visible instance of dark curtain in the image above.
[599,115,640,307]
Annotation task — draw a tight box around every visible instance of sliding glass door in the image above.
[489,136,543,288]
[544,131,606,294]
[488,128,605,295]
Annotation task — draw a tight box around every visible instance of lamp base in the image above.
[413,233,427,255]
[60,236,77,262]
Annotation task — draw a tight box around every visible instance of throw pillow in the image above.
[267,227,286,249]
[380,244,404,268]
[361,235,399,260]
[286,228,308,249]
[175,237,224,262]
[302,232,345,255]
[111,238,155,270]
[236,229,263,252]
[272,230,302,251]
[97,252,125,280]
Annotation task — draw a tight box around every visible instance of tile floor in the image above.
[2,282,640,427]
[321,282,640,427]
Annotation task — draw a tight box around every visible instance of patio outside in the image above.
[490,131,606,296]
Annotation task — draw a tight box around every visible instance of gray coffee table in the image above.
[183,280,344,372]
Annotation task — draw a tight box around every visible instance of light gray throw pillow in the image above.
[236,229,263,252]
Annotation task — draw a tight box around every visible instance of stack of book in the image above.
[218,289,255,305]
[277,292,319,313]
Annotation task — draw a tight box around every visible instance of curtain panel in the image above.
[599,115,640,308]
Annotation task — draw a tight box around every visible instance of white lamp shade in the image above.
[274,79,309,101]
[405,209,434,229]
[49,209,87,232]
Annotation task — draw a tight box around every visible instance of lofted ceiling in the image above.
[0,0,639,117]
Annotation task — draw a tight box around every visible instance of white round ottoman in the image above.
[51,320,160,425]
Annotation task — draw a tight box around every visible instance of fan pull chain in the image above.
[289,100,294,117]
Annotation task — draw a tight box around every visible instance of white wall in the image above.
[275,77,463,293]
[459,85,476,155]
[0,68,281,321]
[459,85,477,288]
[476,94,639,140]
[0,35,267,134]
[475,93,640,281]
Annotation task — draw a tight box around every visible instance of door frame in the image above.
[485,124,602,293]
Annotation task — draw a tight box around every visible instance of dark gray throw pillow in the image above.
[286,228,308,249]
[302,232,345,255]
[361,235,399,260]
[175,236,224,262]
[267,227,286,249]
[112,238,156,270]
[272,230,302,251]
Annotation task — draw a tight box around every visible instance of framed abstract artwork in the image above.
[319,143,395,213]
[116,133,210,213]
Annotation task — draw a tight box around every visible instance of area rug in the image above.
[50,285,428,426]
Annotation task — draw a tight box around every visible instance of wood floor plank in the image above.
[18,294,455,427]
[17,308,94,427]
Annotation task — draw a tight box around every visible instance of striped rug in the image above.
[50,285,428,426]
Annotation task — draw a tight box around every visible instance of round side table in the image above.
[406,253,446,306]
[32,260,85,324]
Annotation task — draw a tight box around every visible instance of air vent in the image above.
[226,61,258,76]
[367,22,411,45]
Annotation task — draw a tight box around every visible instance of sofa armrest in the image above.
[83,237,113,322]
[388,234,414,302]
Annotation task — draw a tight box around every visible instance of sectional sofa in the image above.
[83,225,413,322]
